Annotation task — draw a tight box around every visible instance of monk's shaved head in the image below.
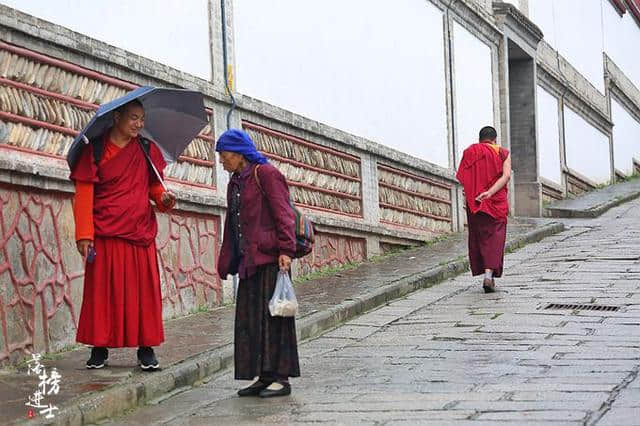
[479,126,497,141]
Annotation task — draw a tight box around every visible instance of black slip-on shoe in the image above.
[137,346,160,371]
[237,379,273,397]
[482,278,496,293]
[86,347,108,369]
[259,381,291,398]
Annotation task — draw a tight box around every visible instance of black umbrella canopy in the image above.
[67,86,208,169]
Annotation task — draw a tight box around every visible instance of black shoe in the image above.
[482,278,496,293]
[237,379,273,397]
[86,347,108,369]
[137,346,160,371]
[259,381,291,398]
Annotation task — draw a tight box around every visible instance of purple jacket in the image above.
[217,163,296,279]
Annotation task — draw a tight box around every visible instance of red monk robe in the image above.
[70,134,173,347]
[456,140,510,279]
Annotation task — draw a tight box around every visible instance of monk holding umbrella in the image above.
[67,87,208,370]
[456,126,512,293]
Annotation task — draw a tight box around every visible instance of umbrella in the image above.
[66,86,208,188]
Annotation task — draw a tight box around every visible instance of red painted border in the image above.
[242,121,361,163]
[378,181,452,205]
[0,41,137,90]
[264,152,361,182]
[610,0,627,14]
[377,163,452,190]
[380,202,452,222]
[0,77,97,110]
[625,0,640,22]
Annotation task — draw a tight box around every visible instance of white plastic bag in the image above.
[269,271,299,317]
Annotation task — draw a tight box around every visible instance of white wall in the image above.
[0,0,212,80]
[529,0,605,93]
[453,21,494,166]
[564,107,611,183]
[233,0,450,167]
[536,85,562,185]
[611,98,640,175]
[602,0,640,88]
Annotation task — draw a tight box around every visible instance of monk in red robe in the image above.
[456,126,512,293]
[70,100,175,370]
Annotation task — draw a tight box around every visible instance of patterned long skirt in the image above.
[234,263,300,380]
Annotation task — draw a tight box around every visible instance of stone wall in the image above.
[0,6,462,364]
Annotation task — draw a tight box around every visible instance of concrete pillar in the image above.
[509,56,542,216]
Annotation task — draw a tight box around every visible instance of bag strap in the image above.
[253,164,265,194]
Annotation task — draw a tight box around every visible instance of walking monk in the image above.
[70,100,176,370]
[456,126,511,293]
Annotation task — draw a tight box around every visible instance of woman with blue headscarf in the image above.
[216,129,300,397]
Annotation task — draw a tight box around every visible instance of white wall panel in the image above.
[530,0,605,93]
[602,0,640,89]
[0,0,212,80]
[611,98,640,175]
[453,21,494,166]
[233,0,449,167]
[564,107,611,183]
[536,86,562,185]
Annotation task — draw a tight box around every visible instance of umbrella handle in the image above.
[140,141,169,192]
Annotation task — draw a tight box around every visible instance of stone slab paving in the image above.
[107,199,640,425]
[2,217,561,425]
[546,178,640,218]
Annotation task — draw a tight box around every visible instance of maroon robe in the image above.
[456,142,509,277]
[70,135,167,347]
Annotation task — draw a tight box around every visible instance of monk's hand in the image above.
[475,191,491,202]
[279,254,292,271]
[77,239,93,259]
[161,191,176,208]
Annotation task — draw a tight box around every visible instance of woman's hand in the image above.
[76,239,93,260]
[161,191,176,208]
[279,254,292,271]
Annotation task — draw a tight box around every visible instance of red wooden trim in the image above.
[288,181,362,201]
[178,156,214,167]
[264,152,361,182]
[0,41,137,90]
[378,181,451,205]
[242,121,361,163]
[380,219,450,234]
[377,164,452,190]
[0,77,98,111]
[197,134,214,142]
[379,202,452,222]
[293,203,363,218]
[610,0,627,14]
[626,0,640,23]
[0,143,67,161]
[0,111,78,137]
[166,177,215,190]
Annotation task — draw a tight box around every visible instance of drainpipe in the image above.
[220,0,237,130]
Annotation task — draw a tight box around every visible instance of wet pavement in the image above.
[105,199,640,425]
[547,178,640,218]
[1,217,559,425]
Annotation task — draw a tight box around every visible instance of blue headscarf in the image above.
[215,129,268,164]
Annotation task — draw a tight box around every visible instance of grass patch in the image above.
[295,261,361,284]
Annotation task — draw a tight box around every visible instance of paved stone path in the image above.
[108,200,640,425]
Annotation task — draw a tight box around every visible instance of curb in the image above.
[546,191,640,218]
[23,221,565,426]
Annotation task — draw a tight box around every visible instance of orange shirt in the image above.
[73,140,174,241]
